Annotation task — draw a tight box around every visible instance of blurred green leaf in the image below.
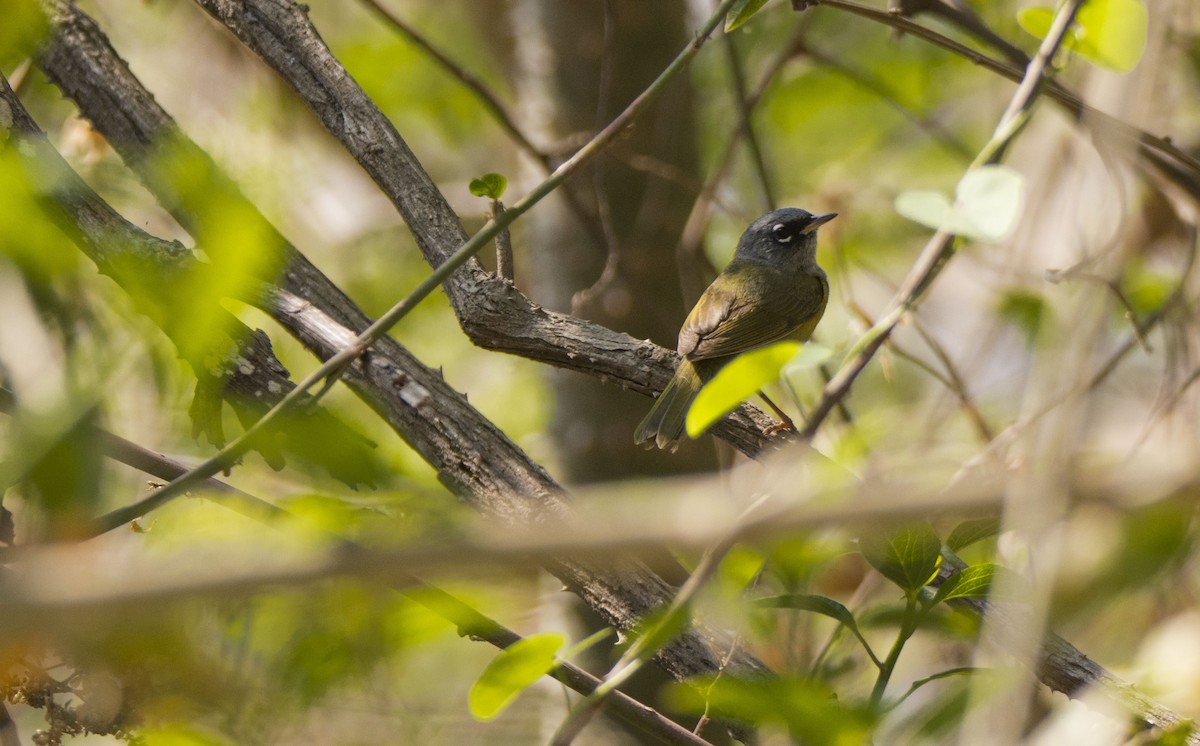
[997,289,1046,344]
[764,534,843,587]
[1015,7,1054,42]
[1106,499,1193,590]
[145,136,285,362]
[686,340,804,437]
[670,676,875,744]
[625,602,693,661]
[946,518,1001,552]
[719,544,767,591]
[861,523,942,595]
[933,564,999,604]
[1145,720,1198,746]
[1075,0,1147,71]
[756,593,878,662]
[725,0,769,31]
[138,724,236,746]
[895,166,1024,241]
[0,0,48,69]
[0,151,80,281]
[468,172,508,200]
[1121,264,1174,316]
[893,189,952,234]
[468,633,564,721]
[1018,0,1147,72]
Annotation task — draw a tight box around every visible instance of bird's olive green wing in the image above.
[678,268,827,361]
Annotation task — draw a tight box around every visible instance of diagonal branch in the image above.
[29,0,772,695]
[0,387,713,746]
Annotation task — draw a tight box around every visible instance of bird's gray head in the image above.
[734,208,837,267]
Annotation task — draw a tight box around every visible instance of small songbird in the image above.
[635,208,836,449]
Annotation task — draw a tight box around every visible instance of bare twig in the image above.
[491,199,514,281]
[722,31,775,211]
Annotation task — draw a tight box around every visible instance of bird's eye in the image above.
[772,223,793,243]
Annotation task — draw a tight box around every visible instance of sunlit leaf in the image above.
[686,341,802,437]
[1018,0,1147,72]
[469,172,508,200]
[933,564,1000,604]
[720,545,767,591]
[469,633,564,721]
[138,724,235,746]
[144,136,286,363]
[895,166,1024,241]
[1015,7,1054,42]
[1122,264,1174,316]
[725,0,769,31]
[894,190,953,234]
[953,166,1024,240]
[1075,0,1148,72]
[861,523,942,595]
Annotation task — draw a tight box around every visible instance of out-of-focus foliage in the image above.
[3,0,1200,744]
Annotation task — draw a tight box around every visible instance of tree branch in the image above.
[0,388,713,746]
[30,0,772,693]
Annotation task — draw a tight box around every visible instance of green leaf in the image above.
[893,189,953,234]
[895,166,1024,241]
[725,0,769,31]
[755,593,879,663]
[685,340,802,438]
[953,166,1024,240]
[945,518,1001,551]
[861,523,943,595]
[1122,263,1174,315]
[1075,0,1148,71]
[1018,0,1147,73]
[1015,7,1054,42]
[755,593,858,629]
[997,289,1046,344]
[933,564,1000,604]
[669,677,876,744]
[469,172,508,200]
[469,633,564,721]
[138,725,236,746]
[1145,720,1198,746]
[720,545,767,591]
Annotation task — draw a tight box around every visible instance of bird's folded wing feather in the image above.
[679,272,824,361]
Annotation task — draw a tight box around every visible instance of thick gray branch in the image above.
[32,0,771,687]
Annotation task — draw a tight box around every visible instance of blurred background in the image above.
[2,0,1200,743]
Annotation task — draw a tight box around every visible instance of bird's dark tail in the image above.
[634,358,703,450]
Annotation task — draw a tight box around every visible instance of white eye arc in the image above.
[772,223,793,243]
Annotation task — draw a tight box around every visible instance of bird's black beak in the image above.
[801,212,838,234]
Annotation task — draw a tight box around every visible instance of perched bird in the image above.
[635,208,836,449]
